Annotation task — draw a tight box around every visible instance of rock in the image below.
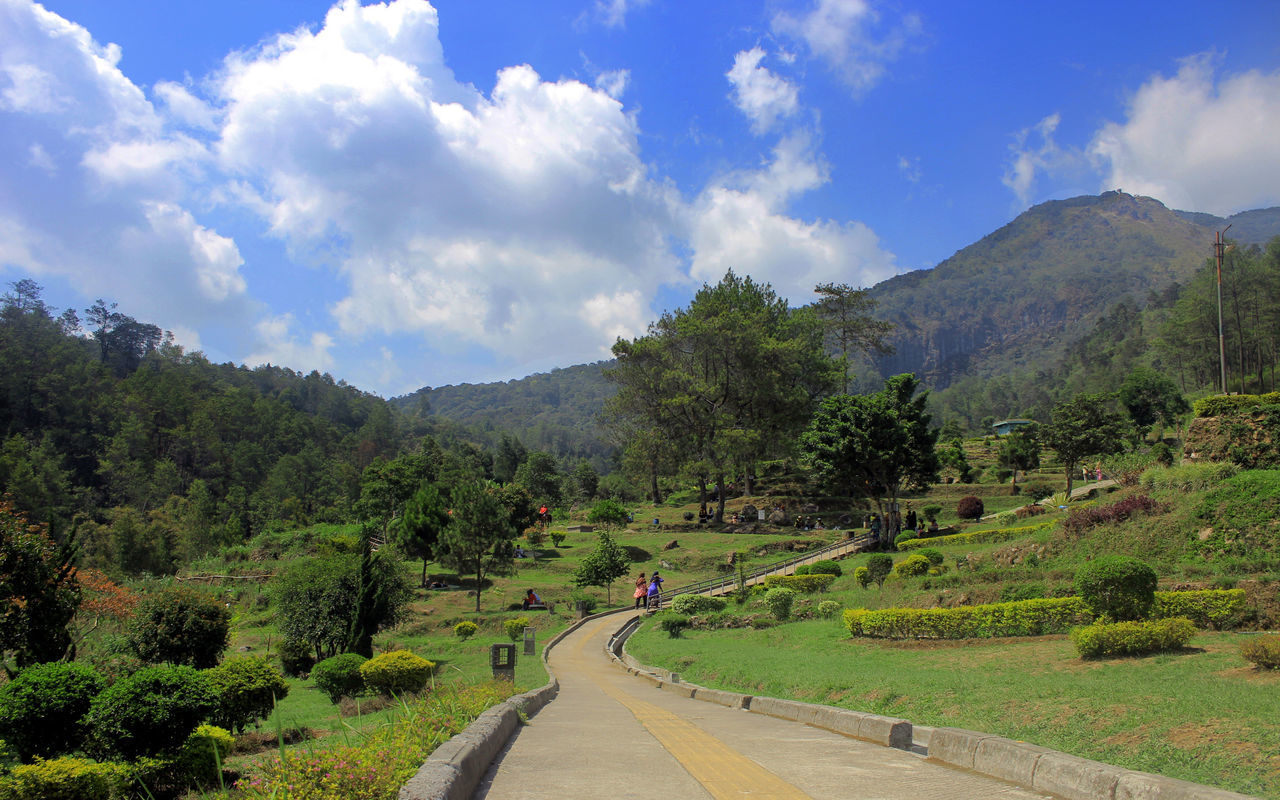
[767,509,790,525]
[238,645,252,652]
[660,559,673,569]
[802,503,819,514]
[663,539,680,551]
[742,504,758,519]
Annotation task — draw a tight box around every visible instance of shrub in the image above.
[809,560,842,577]
[816,600,841,619]
[854,566,871,589]
[892,554,931,577]
[504,616,532,642]
[1240,634,1280,669]
[844,597,1092,639]
[1140,461,1237,493]
[1193,392,1280,417]
[999,582,1047,602]
[586,499,631,527]
[205,654,289,733]
[1063,494,1161,535]
[360,651,436,696]
[85,664,218,760]
[0,757,128,800]
[311,653,368,704]
[174,724,234,787]
[761,574,836,593]
[914,548,945,566]
[568,590,598,614]
[921,505,942,522]
[1015,504,1048,519]
[277,638,314,678]
[894,530,917,545]
[453,621,478,640]
[1152,589,1247,630]
[524,528,545,548]
[865,553,893,587]
[1071,617,1196,658]
[658,613,690,638]
[0,661,105,761]
[126,587,230,669]
[956,496,984,520]
[793,564,811,575]
[670,595,727,616]
[995,511,1017,527]
[764,588,797,621]
[549,532,566,547]
[1074,556,1157,621]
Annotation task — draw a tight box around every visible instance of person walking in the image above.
[634,572,648,610]
[647,572,663,610]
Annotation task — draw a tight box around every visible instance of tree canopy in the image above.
[1040,393,1127,497]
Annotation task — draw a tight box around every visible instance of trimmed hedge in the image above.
[897,522,1051,550]
[1152,589,1247,630]
[1071,617,1196,658]
[1194,392,1280,417]
[0,757,128,800]
[762,573,836,593]
[670,595,727,615]
[891,554,931,577]
[1073,556,1157,622]
[844,597,1092,639]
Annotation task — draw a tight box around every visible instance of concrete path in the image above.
[474,611,1052,800]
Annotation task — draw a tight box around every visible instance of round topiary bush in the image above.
[894,530,918,545]
[764,587,797,621]
[359,650,436,696]
[793,564,811,575]
[174,724,234,787]
[127,587,230,669]
[809,560,842,577]
[0,661,105,761]
[1241,634,1280,669]
[504,616,531,642]
[816,600,841,619]
[85,664,218,760]
[956,496,985,520]
[311,653,368,704]
[914,547,945,566]
[854,566,871,589]
[865,553,893,587]
[205,654,290,733]
[1073,555,1158,622]
[658,613,690,638]
[453,621,478,640]
[892,553,931,577]
[277,638,314,678]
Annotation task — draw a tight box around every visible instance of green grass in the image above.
[627,620,1280,798]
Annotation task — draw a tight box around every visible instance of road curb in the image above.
[399,608,626,800]
[612,616,1260,800]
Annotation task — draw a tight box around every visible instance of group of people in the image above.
[632,571,663,610]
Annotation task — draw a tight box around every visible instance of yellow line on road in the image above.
[572,617,811,800]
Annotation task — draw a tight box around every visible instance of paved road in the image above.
[475,611,1053,800]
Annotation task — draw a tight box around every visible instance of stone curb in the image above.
[399,607,627,800]
[611,617,1260,800]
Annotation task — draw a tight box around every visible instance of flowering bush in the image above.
[1063,494,1161,535]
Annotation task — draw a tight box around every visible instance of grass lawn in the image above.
[627,619,1280,798]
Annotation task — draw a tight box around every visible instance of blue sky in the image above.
[3,0,1279,396]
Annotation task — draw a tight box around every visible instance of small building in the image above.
[992,418,1035,436]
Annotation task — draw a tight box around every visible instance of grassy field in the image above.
[626,619,1280,798]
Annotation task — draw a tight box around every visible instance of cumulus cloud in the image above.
[772,0,921,94]
[213,0,681,371]
[727,47,799,134]
[245,313,334,374]
[0,0,249,333]
[689,136,897,300]
[1089,55,1280,215]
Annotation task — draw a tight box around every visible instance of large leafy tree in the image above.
[997,426,1041,484]
[799,374,940,547]
[1118,367,1189,436]
[606,271,837,520]
[272,552,408,660]
[0,502,80,671]
[573,532,631,603]
[813,282,895,393]
[435,480,517,614]
[1040,393,1127,497]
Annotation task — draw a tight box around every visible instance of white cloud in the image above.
[689,136,896,300]
[1089,55,1280,215]
[592,0,650,29]
[727,47,799,134]
[897,155,920,183]
[155,81,218,130]
[594,68,629,100]
[246,313,334,374]
[1002,112,1082,207]
[0,0,249,337]
[772,0,921,94]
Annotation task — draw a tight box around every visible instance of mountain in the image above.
[403,192,1280,447]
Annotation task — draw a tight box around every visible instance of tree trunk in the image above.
[743,469,755,497]
[715,474,726,522]
[1064,460,1075,500]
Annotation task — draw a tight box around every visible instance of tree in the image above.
[271,556,363,660]
[435,480,517,614]
[513,451,562,507]
[344,528,414,657]
[799,374,940,547]
[1040,393,1127,498]
[395,482,450,586]
[997,426,1041,484]
[0,502,80,671]
[126,586,230,669]
[573,532,631,603]
[813,282,894,393]
[937,438,972,484]
[1118,367,1189,437]
[570,460,599,501]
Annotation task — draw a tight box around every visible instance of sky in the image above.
[3,0,1280,397]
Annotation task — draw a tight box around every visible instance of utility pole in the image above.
[1214,224,1231,395]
